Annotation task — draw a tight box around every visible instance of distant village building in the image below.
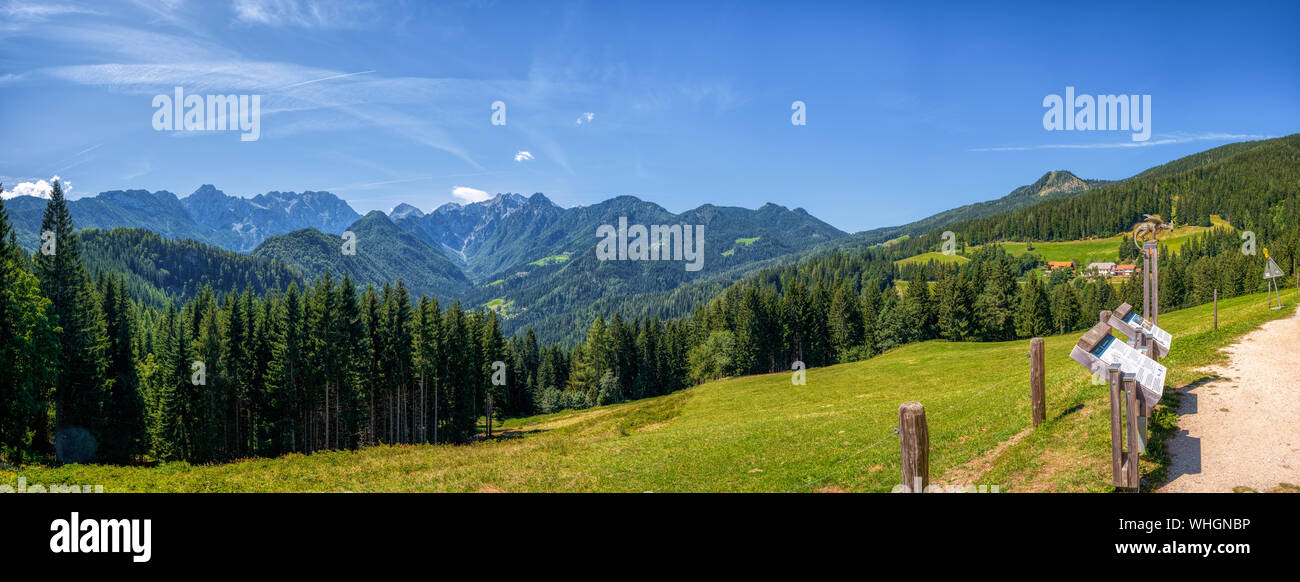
[1113,264,1136,276]
[1046,261,1074,271]
[1086,262,1116,276]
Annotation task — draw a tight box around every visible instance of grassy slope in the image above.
[978,287,1296,492]
[895,251,971,267]
[982,215,1231,266]
[3,288,1292,493]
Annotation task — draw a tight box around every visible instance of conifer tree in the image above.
[34,180,109,458]
[1014,271,1053,338]
[0,192,56,463]
[99,274,146,463]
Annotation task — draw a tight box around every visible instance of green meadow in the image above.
[989,215,1231,266]
[3,287,1291,493]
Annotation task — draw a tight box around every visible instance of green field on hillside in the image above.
[527,254,570,267]
[895,251,971,268]
[989,215,1231,266]
[3,287,1292,493]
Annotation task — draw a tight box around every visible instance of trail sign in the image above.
[1108,303,1171,359]
[1264,256,1285,309]
[1070,321,1165,407]
[1264,257,1285,279]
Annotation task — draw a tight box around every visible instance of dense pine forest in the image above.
[2,134,1298,467]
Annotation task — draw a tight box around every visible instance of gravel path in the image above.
[1160,303,1300,492]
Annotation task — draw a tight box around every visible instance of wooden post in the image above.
[1133,337,1150,455]
[1152,245,1159,325]
[1142,248,1151,320]
[1213,288,1218,330]
[1108,364,1124,487]
[898,402,929,493]
[1030,338,1045,428]
[1123,373,1141,489]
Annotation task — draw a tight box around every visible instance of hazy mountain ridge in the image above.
[181,185,361,251]
[3,185,360,253]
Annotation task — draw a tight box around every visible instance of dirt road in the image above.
[1160,303,1300,493]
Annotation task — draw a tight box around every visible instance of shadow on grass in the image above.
[1055,403,1084,420]
[478,429,546,441]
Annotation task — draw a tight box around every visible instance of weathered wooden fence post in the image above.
[1123,372,1141,489]
[1030,337,1045,427]
[1107,363,1124,487]
[899,402,929,493]
[1133,336,1150,454]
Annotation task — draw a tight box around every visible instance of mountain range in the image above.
[1,184,360,253]
[0,158,1185,342]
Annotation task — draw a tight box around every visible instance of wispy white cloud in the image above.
[278,69,375,90]
[576,112,595,125]
[970,132,1274,152]
[514,151,534,162]
[451,185,490,203]
[1,0,98,21]
[127,0,188,26]
[233,0,378,29]
[122,160,152,181]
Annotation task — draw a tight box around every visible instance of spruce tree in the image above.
[0,192,56,463]
[99,275,146,463]
[34,180,109,460]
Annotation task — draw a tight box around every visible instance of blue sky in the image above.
[1,0,1296,233]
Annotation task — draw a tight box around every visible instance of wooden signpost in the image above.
[1143,241,1160,324]
[1071,317,1169,489]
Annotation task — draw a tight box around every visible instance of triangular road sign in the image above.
[1263,257,1285,279]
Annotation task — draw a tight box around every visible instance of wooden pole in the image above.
[1030,338,1045,428]
[1133,337,1150,455]
[1108,364,1124,487]
[1123,372,1141,489]
[1152,245,1160,325]
[1142,248,1151,320]
[899,402,929,493]
[1213,288,1218,330]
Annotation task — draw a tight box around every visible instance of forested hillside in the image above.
[952,135,1300,245]
[852,170,1106,246]
[253,211,472,300]
[79,228,302,305]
